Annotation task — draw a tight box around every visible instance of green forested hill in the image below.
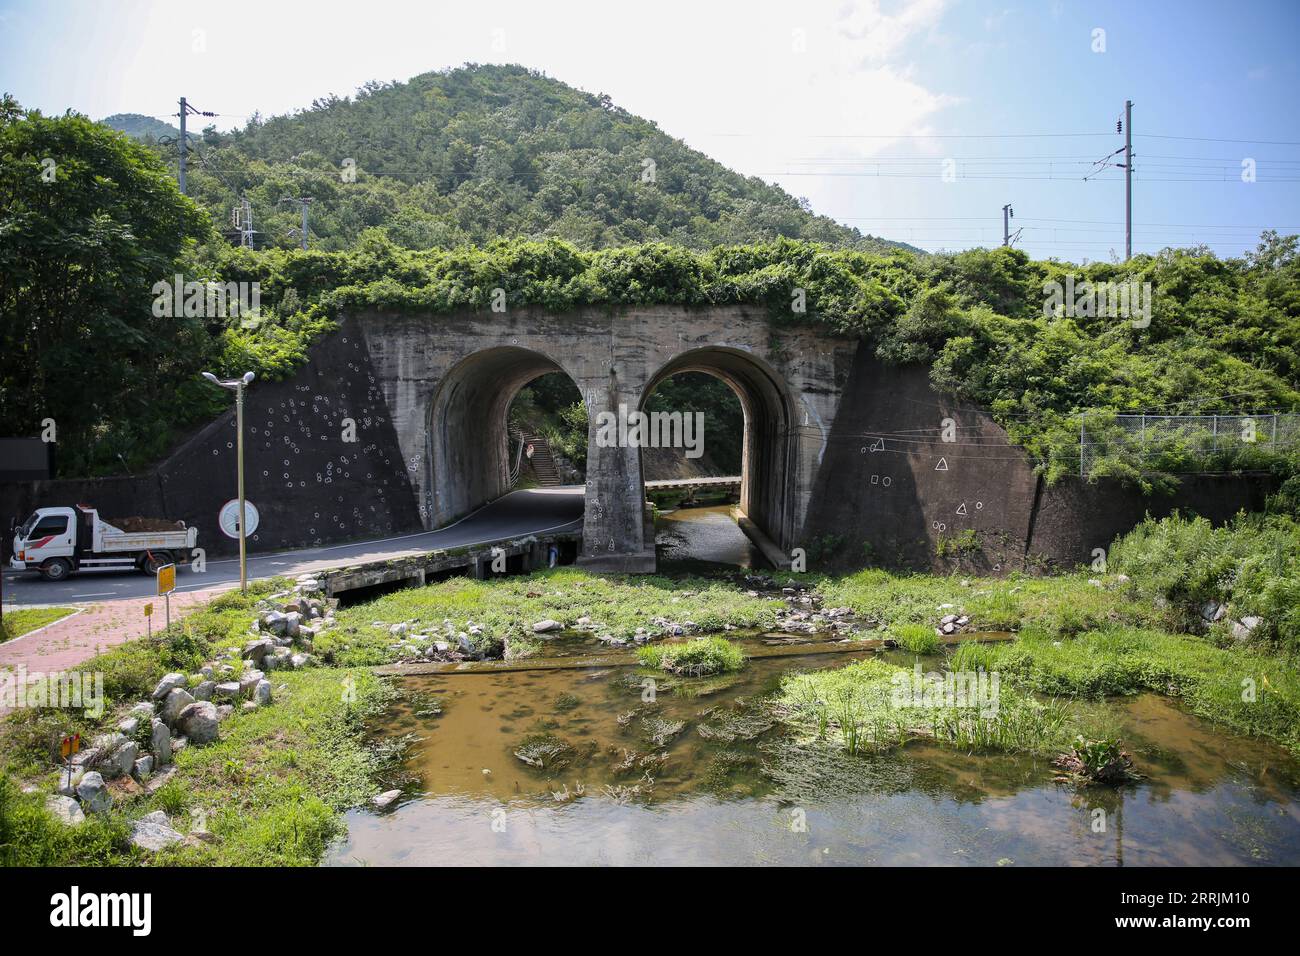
[165,64,916,254]
[100,112,181,142]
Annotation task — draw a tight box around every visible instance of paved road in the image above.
[2,487,583,609]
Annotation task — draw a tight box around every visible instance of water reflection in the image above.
[326,649,1300,867]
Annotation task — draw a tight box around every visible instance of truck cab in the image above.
[11,507,78,579]
[11,505,197,581]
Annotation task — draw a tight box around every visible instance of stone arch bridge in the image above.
[3,305,1274,574]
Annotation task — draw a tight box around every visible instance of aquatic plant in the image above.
[894,623,942,655]
[1052,735,1140,785]
[637,636,746,677]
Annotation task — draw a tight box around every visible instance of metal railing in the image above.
[1080,412,1300,478]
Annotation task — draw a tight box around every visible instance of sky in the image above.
[2,0,1298,261]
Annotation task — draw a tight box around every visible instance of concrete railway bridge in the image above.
[3,303,1274,575]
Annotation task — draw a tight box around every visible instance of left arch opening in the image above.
[424,346,584,528]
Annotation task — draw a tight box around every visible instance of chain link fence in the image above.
[1080,413,1300,478]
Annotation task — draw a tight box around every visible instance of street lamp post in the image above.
[202,371,255,592]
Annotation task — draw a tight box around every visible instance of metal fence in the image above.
[1080,413,1300,477]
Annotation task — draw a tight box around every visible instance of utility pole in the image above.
[176,98,216,196]
[178,97,187,194]
[1124,99,1133,261]
[280,196,314,250]
[1002,204,1013,246]
[201,372,255,592]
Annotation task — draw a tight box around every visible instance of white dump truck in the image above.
[9,505,197,581]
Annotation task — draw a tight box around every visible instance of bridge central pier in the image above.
[355,304,858,574]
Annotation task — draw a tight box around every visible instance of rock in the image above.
[532,619,563,634]
[57,767,84,797]
[941,622,957,635]
[129,811,186,852]
[144,766,176,794]
[283,612,301,638]
[215,681,242,701]
[253,680,272,707]
[243,638,274,664]
[70,747,100,770]
[150,719,172,765]
[1115,574,1131,585]
[1232,616,1264,641]
[171,736,189,754]
[76,772,112,814]
[46,795,85,826]
[117,717,140,737]
[1201,601,1226,623]
[200,665,214,679]
[370,789,402,810]
[238,669,265,696]
[261,610,288,635]
[940,614,958,626]
[192,680,215,701]
[176,701,219,744]
[133,755,154,780]
[389,622,409,636]
[151,673,187,700]
[290,652,314,669]
[129,702,155,720]
[112,741,139,778]
[161,687,195,726]
[216,704,234,722]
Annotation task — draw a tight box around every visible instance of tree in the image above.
[0,101,212,473]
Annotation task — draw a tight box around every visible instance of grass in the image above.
[1,606,77,643]
[321,567,781,666]
[774,657,1074,756]
[950,625,1300,754]
[636,636,746,677]
[893,622,941,654]
[0,577,396,866]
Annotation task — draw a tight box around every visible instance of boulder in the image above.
[151,672,187,701]
[260,610,288,635]
[76,772,112,814]
[283,612,301,638]
[216,704,235,722]
[1232,616,1264,641]
[192,680,215,701]
[111,741,139,778]
[370,789,402,810]
[253,680,272,707]
[176,701,219,745]
[117,717,140,737]
[57,767,84,797]
[129,701,155,720]
[46,794,85,826]
[1201,601,1227,624]
[150,719,172,765]
[161,687,196,726]
[243,638,274,664]
[532,619,563,634]
[238,669,265,696]
[133,755,154,780]
[144,766,176,794]
[215,681,242,701]
[129,811,186,852]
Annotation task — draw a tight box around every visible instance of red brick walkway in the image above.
[0,586,236,677]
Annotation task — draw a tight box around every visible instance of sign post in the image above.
[157,564,176,630]
[60,733,80,785]
[144,601,153,640]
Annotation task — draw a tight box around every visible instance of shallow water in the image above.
[656,504,759,567]
[326,642,1300,867]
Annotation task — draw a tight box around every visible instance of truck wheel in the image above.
[141,551,172,575]
[40,558,72,582]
